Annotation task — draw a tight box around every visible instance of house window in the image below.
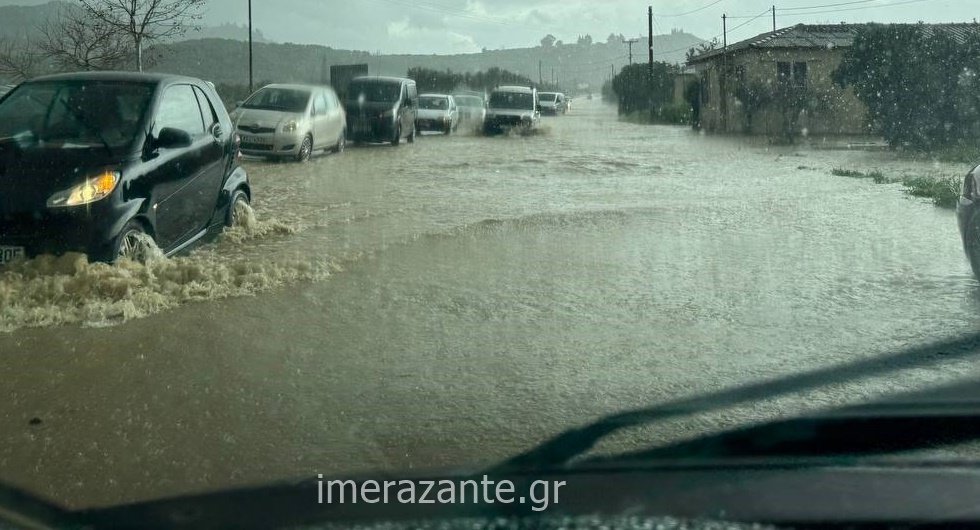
[777,61,807,89]
[777,62,791,85]
[701,74,711,104]
[793,62,808,88]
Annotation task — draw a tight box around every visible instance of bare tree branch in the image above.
[0,36,43,82]
[75,0,205,71]
[36,4,130,71]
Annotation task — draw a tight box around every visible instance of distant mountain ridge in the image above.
[0,1,704,91]
[146,32,704,92]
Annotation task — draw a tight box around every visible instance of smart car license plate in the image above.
[0,246,25,265]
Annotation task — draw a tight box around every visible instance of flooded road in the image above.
[3,99,980,509]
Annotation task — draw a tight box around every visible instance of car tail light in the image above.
[234,133,243,160]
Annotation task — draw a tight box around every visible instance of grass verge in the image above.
[830,168,960,208]
[901,175,960,208]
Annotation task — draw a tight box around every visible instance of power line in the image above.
[653,0,726,17]
[778,0,933,16]
[728,0,933,18]
[779,0,886,11]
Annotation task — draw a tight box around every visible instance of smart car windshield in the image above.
[0,81,153,149]
[242,87,311,112]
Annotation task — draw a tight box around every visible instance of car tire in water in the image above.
[114,220,153,264]
[334,129,346,153]
[392,125,402,146]
[296,135,313,162]
[226,189,251,228]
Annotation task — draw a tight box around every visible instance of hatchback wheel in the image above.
[334,130,346,153]
[296,135,313,162]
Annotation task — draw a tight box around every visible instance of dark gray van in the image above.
[344,76,418,145]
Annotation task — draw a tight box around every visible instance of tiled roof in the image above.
[688,22,980,63]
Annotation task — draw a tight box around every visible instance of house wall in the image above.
[693,47,870,136]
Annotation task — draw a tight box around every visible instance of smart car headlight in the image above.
[47,170,120,208]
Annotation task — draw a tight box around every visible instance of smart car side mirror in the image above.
[154,127,193,150]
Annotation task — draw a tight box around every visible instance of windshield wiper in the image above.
[489,331,980,473]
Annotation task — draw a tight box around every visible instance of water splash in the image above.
[0,205,323,332]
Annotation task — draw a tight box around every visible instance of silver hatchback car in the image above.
[233,84,346,162]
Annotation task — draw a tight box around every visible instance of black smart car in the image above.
[0,72,250,264]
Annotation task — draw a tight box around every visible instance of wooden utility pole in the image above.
[721,14,728,132]
[772,5,776,32]
[624,38,640,65]
[647,6,654,78]
[539,60,543,85]
[248,0,254,93]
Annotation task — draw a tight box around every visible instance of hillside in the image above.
[146,31,704,94]
[0,1,61,40]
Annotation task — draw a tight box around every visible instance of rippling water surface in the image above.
[2,100,980,508]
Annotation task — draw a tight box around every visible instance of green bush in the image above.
[902,175,961,208]
[831,168,887,182]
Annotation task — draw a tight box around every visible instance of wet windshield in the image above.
[419,96,449,110]
[348,81,402,103]
[3,0,980,524]
[489,91,534,110]
[0,81,152,148]
[242,87,311,112]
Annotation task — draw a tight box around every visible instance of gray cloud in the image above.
[0,0,976,54]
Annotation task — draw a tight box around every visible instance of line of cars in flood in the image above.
[231,77,571,162]
[0,71,569,267]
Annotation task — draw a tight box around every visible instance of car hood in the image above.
[487,108,535,118]
[0,144,128,214]
[417,109,450,119]
[344,101,398,116]
[234,108,304,131]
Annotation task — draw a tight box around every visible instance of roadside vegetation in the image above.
[833,24,980,156]
[609,62,693,126]
[830,168,960,208]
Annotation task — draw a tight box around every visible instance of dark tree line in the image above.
[407,66,563,94]
[833,23,980,150]
[610,62,685,123]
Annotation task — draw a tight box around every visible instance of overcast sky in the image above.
[2,0,977,54]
